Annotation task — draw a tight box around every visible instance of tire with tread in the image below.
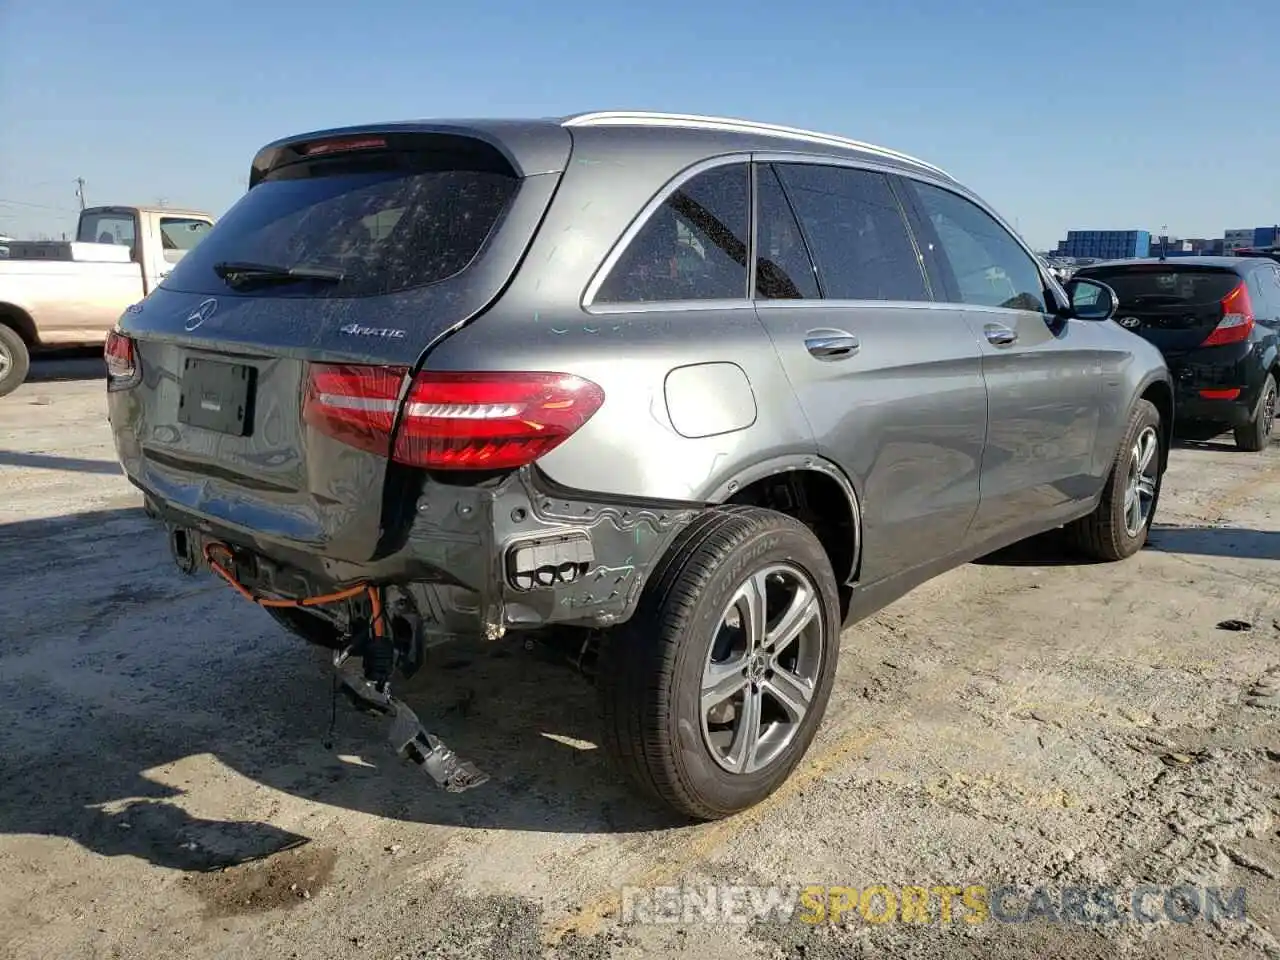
[1066,398,1162,562]
[0,324,30,398]
[596,505,842,821]
[1233,373,1276,452]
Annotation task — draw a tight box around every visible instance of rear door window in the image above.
[595,163,750,304]
[159,217,214,264]
[163,142,519,299]
[773,163,929,302]
[907,181,1046,313]
[753,164,819,299]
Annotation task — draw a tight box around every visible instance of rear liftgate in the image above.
[197,538,489,793]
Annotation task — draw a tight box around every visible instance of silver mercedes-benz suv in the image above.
[107,111,1172,820]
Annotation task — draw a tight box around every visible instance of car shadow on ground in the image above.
[1170,426,1279,452]
[0,508,684,874]
[975,523,1278,567]
[971,529,1104,567]
[0,450,122,475]
[24,348,105,384]
[1146,524,1279,561]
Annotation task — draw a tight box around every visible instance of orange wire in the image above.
[369,584,385,638]
[202,541,381,633]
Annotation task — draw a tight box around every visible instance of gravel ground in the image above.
[1,353,1277,960]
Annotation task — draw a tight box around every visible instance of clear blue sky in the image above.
[1,0,1276,248]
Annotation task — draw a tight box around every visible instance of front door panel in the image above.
[895,175,1102,547]
[963,308,1102,541]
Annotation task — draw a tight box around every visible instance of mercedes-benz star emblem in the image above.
[184,298,218,332]
[1117,316,1141,329]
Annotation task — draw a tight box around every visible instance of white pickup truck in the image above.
[0,205,216,396]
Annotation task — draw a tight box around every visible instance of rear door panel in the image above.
[757,301,987,582]
[752,161,986,584]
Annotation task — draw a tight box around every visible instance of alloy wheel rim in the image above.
[0,345,10,379]
[1263,384,1277,440]
[700,563,824,775]
[1124,426,1159,537]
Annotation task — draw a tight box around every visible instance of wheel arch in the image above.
[0,303,38,346]
[1136,375,1174,471]
[708,454,863,595]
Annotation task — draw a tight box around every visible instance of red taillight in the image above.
[1201,282,1255,346]
[1199,388,1241,400]
[303,364,407,455]
[303,365,605,471]
[104,330,138,389]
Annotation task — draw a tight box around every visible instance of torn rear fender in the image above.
[404,467,701,638]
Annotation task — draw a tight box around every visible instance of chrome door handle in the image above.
[984,323,1018,346]
[804,332,860,361]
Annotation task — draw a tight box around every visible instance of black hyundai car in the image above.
[1075,256,1279,451]
[1233,245,1280,264]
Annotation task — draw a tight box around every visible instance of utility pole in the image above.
[74,178,86,210]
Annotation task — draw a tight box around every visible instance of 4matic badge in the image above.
[339,323,407,339]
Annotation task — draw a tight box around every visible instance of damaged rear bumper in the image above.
[133,463,700,642]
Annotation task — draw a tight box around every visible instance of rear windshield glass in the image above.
[1081,267,1239,307]
[162,150,519,299]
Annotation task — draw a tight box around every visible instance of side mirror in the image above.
[1063,277,1118,321]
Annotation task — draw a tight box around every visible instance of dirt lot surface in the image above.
[2,353,1278,960]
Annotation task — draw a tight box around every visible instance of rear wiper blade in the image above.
[213,260,345,287]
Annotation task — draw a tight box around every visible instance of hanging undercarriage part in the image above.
[335,662,489,792]
[201,540,490,794]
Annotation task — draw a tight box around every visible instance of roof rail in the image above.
[562,111,952,180]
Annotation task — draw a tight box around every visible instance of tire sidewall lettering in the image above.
[671,522,838,803]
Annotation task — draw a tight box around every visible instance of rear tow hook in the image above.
[334,657,490,794]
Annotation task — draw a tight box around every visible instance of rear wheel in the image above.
[1233,374,1276,452]
[596,506,842,821]
[1067,399,1162,562]
[0,325,31,398]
